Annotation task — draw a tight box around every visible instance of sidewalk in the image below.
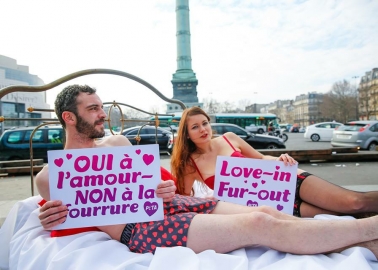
[1,159,378,227]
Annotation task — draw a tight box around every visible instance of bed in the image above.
[1,194,378,270]
[1,70,378,269]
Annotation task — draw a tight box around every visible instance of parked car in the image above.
[304,122,343,142]
[279,124,292,132]
[289,126,299,133]
[244,124,266,134]
[0,126,64,162]
[211,123,286,149]
[122,125,173,154]
[331,120,378,151]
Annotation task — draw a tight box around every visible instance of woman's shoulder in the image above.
[220,132,243,149]
[223,132,240,140]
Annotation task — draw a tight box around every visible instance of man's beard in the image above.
[76,115,105,139]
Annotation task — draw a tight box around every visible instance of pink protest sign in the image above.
[214,156,298,215]
[48,144,163,229]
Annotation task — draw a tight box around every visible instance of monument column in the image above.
[168,0,202,113]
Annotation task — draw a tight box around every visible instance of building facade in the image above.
[359,68,378,120]
[292,92,323,127]
[0,55,50,134]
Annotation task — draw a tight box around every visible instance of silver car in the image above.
[331,120,378,151]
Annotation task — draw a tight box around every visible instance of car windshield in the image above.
[337,123,366,131]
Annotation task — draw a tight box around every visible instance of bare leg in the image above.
[212,201,298,220]
[187,203,378,256]
[300,202,339,217]
[297,169,378,217]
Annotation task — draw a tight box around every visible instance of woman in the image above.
[171,107,378,218]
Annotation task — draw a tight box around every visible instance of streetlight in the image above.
[352,76,359,120]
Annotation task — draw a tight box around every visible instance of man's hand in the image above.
[156,180,176,202]
[38,200,68,230]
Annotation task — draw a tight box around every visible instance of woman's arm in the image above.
[224,132,297,165]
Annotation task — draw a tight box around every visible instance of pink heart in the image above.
[276,166,280,170]
[261,180,266,184]
[247,200,258,207]
[277,204,284,211]
[144,201,158,216]
[54,158,63,167]
[252,182,258,188]
[143,154,154,166]
[136,149,141,155]
[66,154,72,160]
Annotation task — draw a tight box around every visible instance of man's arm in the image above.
[39,200,68,229]
[37,135,177,229]
[38,180,176,229]
[36,167,176,229]
[35,165,69,229]
[156,180,176,202]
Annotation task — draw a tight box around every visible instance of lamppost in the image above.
[352,76,359,120]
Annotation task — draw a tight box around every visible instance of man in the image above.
[38,84,378,256]
[37,85,177,240]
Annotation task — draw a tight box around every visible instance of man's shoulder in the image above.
[96,134,131,147]
[35,164,49,182]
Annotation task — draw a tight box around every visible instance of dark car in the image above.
[211,123,286,149]
[122,125,173,154]
[0,126,64,162]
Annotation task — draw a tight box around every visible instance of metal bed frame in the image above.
[0,69,186,195]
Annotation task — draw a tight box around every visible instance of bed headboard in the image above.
[0,69,186,195]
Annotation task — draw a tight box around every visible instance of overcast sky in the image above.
[1,0,377,113]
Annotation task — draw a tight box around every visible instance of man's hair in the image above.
[54,84,96,128]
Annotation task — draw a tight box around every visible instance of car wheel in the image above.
[266,144,278,149]
[311,134,320,142]
[282,134,288,142]
[368,142,377,151]
[257,128,264,134]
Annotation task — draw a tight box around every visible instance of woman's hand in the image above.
[276,153,298,166]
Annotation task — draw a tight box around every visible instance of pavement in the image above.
[1,157,378,227]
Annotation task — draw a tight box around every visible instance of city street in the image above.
[282,132,333,150]
[160,132,378,188]
[1,132,378,227]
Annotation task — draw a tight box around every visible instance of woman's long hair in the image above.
[170,107,210,195]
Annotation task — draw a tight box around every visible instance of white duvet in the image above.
[1,195,378,270]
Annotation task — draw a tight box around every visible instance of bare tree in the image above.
[318,94,336,122]
[237,99,251,112]
[202,97,221,114]
[359,87,370,119]
[220,101,235,112]
[149,105,162,114]
[319,80,358,123]
[359,85,378,120]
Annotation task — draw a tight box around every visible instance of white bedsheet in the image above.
[1,195,378,270]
